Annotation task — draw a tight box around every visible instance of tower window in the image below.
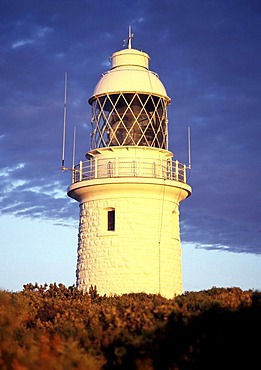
[108,209,115,231]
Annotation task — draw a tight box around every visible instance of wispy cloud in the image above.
[12,39,33,48]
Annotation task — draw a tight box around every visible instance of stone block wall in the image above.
[76,191,183,298]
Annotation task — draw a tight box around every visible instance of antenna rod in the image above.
[71,126,77,182]
[188,126,192,169]
[62,72,68,170]
[72,126,76,169]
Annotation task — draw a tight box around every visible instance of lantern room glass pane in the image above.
[90,93,168,149]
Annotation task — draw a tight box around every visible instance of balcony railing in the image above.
[72,157,187,184]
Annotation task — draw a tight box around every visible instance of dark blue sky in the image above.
[0,0,261,256]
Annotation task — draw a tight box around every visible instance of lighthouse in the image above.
[67,32,192,298]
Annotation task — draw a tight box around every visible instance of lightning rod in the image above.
[187,126,192,170]
[61,72,68,171]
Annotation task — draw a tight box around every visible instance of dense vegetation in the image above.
[0,283,260,369]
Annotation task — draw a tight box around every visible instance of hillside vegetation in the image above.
[0,284,260,369]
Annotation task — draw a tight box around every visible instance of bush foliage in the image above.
[0,283,260,369]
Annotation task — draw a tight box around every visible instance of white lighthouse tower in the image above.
[67,32,192,298]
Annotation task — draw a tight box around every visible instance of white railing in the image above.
[72,157,187,184]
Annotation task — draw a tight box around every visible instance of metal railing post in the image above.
[115,157,119,176]
[107,161,113,177]
[175,160,179,181]
[162,159,165,178]
[95,157,98,178]
[153,162,156,177]
[167,159,172,179]
[132,161,137,176]
[79,161,82,181]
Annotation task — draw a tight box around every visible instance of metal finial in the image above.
[128,26,134,49]
[123,26,134,49]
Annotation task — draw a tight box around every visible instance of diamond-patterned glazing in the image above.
[90,93,168,149]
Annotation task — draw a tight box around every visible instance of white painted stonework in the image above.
[76,188,184,297]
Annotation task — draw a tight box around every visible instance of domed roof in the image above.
[88,48,171,104]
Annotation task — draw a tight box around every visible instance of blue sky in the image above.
[0,0,260,292]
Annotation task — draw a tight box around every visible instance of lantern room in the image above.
[88,48,171,150]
